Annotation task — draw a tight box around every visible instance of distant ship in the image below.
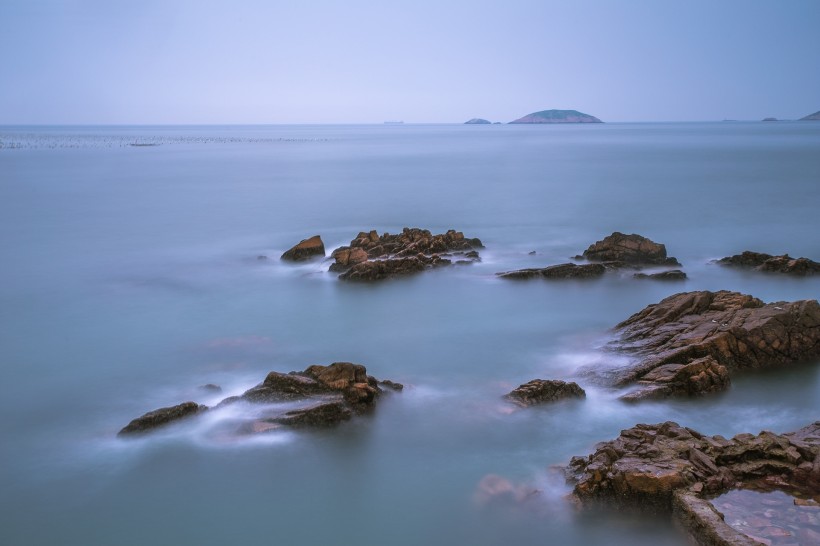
[384,121,404,125]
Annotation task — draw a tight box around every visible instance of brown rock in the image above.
[504,379,586,407]
[118,401,207,436]
[281,235,325,261]
[633,270,687,281]
[718,251,820,276]
[497,263,606,280]
[581,232,681,266]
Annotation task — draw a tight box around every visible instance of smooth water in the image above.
[1,123,819,545]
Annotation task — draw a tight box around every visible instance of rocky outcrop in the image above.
[281,235,325,261]
[565,421,820,544]
[717,251,820,276]
[330,228,483,281]
[504,379,585,407]
[118,401,207,436]
[633,270,687,281]
[580,232,680,266]
[465,118,491,124]
[497,263,606,280]
[119,363,401,436]
[800,110,820,121]
[595,291,820,401]
[509,109,602,124]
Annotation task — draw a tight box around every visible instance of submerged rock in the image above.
[497,263,606,280]
[118,401,207,436]
[504,379,585,407]
[717,251,820,276]
[330,227,482,281]
[565,421,820,544]
[597,290,820,401]
[581,232,681,266]
[633,270,687,281]
[281,235,325,261]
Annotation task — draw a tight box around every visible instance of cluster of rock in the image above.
[329,228,483,281]
[498,232,685,281]
[718,251,820,276]
[504,379,585,407]
[565,420,820,545]
[118,362,401,436]
[598,290,820,401]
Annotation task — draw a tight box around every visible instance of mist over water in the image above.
[1,123,819,545]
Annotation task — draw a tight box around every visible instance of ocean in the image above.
[1,122,819,545]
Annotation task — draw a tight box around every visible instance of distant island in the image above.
[464,118,491,124]
[762,117,778,122]
[800,110,820,121]
[509,109,602,124]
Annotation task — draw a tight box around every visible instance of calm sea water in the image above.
[1,123,819,545]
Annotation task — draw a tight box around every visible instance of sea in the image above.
[1,122,819,545]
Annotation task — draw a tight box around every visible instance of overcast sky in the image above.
[1,0,819,124]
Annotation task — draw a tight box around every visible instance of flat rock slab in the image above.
[497,263,606,280]
[118,401,207,436]
[595,290,820,400]
[718,251,820,276]
[633,270,687,281]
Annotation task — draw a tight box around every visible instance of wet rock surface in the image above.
[330,227,482,281]
[597,290,820,400]
[633,270,687,281]
[580,232,681,266]
[718,251,820,276]
[505,379,586,406]
[118,401,207,436]
[120,363,400,435]
[281,235,325,261]
[497,263,606,280]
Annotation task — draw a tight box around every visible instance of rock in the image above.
[504,379,585,407]
[330,227,482,281]
[465,118,491,124]
[762,117,778,122]
[717,251,820,276]
[281,235,325,261]
[118,401,207,436]
[581,232,681,266]
[379,380,404,391]
[509,109,602,124]
[800,110,820,121]
[566,421,820,545]
[633,270,687,281]
[198,383,222,393]
[257,255,268,260]
[593,290,820,400]
[496,263,606,280]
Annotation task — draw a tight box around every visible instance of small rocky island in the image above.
[591,290,820,401]
[717,251,820,276]
[464,118,491,124]
[509,109,602,124]
[329,227,482,281]
[118,362,401,436]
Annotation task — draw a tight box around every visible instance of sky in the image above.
[1,0,819,124]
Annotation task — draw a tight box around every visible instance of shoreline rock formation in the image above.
[281,235,325,261]
[504,379,585,407]
[118,362,401,436]
[595,290,820,401]
[717,251,820,276]
[330,227,483,281]
[565,420,820,545]
[509,109,602,124]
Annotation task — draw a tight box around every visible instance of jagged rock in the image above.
[565,421,820,544]
[497,263,606,280]
[118,402,207,436]
[281,235,325,261]
[330,228,481,281]
[717,251,820,276]
[592,291,820,401]
[504,379,585,407]
[633,270,687,281]
[581,232,681,266]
